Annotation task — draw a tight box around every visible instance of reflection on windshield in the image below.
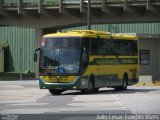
[41,48,80,74]
[41,48,58,69]
[59,49,80,73]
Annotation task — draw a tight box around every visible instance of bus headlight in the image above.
[73,87,77,89]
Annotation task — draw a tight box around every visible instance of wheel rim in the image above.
[88,81,93,90]
[123,77,127,89]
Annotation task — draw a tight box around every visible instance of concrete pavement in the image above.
[0,80,160,119]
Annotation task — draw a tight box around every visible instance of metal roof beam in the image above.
[38,0,42,14]
[18,0,22,14]
[59,0,64,13]
[147,0,160,14]
[102,0,123,15]
[123,0,127,12]
[124,1,138,14]
[80,0,84,13]
[102,0,106,12]
[123,0,146,15]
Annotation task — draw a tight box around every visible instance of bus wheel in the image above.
[122,75,128,90]
[81,80,95,94]
[49,89,63,95]
[115,76,128,91]
[94,88,99,92]
[88,80,94,91]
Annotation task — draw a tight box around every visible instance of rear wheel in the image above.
[115,75,128,91]
[49,89,63,95]
[122,76,128,90]
[94,88,99,92]
[88,80,94,92]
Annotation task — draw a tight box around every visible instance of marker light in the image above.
[42,37,46,46]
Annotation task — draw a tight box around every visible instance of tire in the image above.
[88,80,94,92]
[81,79,95,94]
[49,89,63,95]
[94,88,99,92]
[114,75,128,91]
[122,75,128,90]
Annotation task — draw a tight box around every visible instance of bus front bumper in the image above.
[39,77,82,90]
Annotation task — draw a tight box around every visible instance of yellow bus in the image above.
[34,30,139,95]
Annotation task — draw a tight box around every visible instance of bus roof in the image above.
[111,33,138,40]
[43,30,138,40]
[43,30,111,38]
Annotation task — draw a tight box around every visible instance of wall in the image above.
[139,38,160,80]
[0,26,35,73]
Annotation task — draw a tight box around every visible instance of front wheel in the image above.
[81,80,95,94]
[49,89,63,95]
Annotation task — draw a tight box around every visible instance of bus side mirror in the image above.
[34,48,40,62]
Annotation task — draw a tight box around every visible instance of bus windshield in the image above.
[40,37,81,74]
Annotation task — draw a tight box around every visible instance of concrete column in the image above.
[34,28,43,79]
[159,38,160,80]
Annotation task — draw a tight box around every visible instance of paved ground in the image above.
[0,80,160,120]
